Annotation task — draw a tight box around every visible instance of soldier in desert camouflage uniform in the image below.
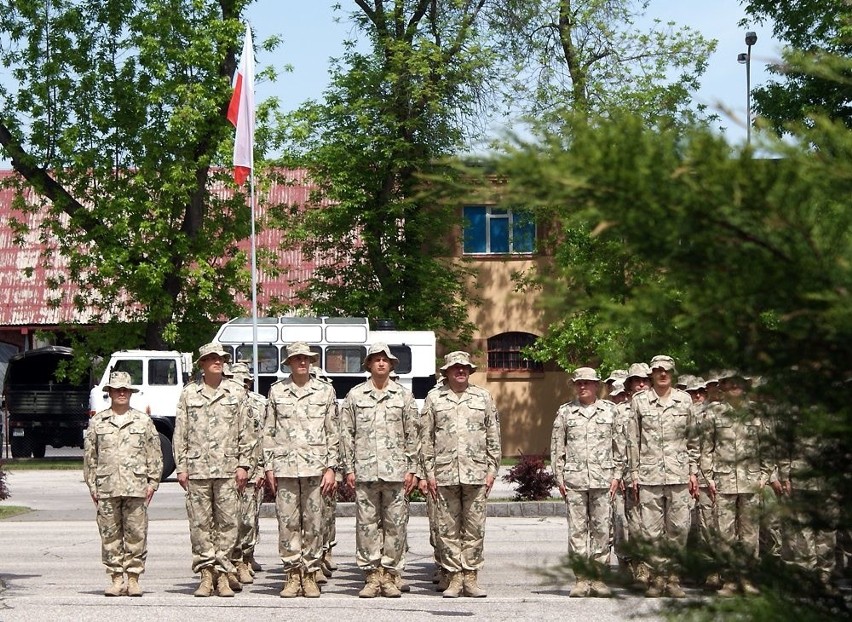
[551,367,623,598]
[173,343,256,598]
[227,362,267,585]
[627,355,700,598]
[340,343,420,598]
[264,342,339,598]
[84,371,162,597]
[421,351,502,599]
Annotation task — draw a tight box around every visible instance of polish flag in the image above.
[227,25,255,185]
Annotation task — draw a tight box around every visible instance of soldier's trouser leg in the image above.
[186,478,239,574]
[275,476,323,573]
[638,484,691,569]
[97,496,148,575]
[565,489,612,566]
[696,487,716,547]
[613,488,628,564]
[236,484,262,560]
[716,492,759,559]
[427,489,444,567]
[355,481,408,572]
[436,484,487,572]
[321,487,337,553]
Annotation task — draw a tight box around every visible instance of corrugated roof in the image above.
[0,168,337,328]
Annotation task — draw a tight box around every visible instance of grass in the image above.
[0,505,31,519]
[1,458,83,471]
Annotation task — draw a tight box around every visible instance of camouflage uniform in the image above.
[613,399,634,564]
[173,376,255,575]
[420,382,502,573]
[84,405,162,576]
[264,375,339,574]
[236,389,267,565]
[551,396,624,566]
[340,377,420,572]
[627,385,700,569]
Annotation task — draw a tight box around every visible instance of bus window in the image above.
[236,345,280,374]
[388,346,412,374]
[326,346,366,373]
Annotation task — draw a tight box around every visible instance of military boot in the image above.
[436,569,450,592]
[322,549,338,572]
[302,568,321,598]
[589,579,611,598]
[645,575,666,598]
[569,578,590,598]
[442,572,464,598]
[279,569,302,598]
[236,561,254,585]
[358,569,382,598]
[381,570,402,598]
[126,573,142,597]
[104,573,126,597]
[463,570,487,597]
[631,563,651,591]
[227,571,242,592]
[247,553,262,573]
[216,571,235,597]
[395,573,411,593]
[193,567,215,597]
[716,582,738,598]
[665,575,686,598]
[740,579,760,596]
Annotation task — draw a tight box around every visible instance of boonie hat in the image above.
[104,371,139,393]
[440,351,477,374]
[572,367,601,382]
[195,342,231,365]
[610,379,626,397]
[229,362,254,384]
[626,362,651,380]
[649,355,676,372]
[604,369,627,384]
[686,376,707,392]
[284,342,319,363]
[363,342,399,370]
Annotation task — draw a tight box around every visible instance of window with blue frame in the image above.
[463,205,536,254]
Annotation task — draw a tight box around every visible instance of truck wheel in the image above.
[159,433,176,480]
[31,441,47,459]
[10,436,32,458]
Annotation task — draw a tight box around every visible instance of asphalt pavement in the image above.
[0,468,668,622]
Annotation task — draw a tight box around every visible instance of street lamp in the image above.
[738,31,758,144]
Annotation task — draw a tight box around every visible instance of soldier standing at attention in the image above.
[627,354,700,598]
[264,342,339,598]
[421,351,502,599]
[84,371,162,597]
[340,343,420,598]
[173,343,255,598]
[550,367,623,597]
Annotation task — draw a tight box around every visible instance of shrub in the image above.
[0,462,9,501]
[502,452,556,501]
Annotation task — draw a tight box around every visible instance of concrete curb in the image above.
[259,500,565,519]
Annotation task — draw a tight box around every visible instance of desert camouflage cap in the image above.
[686,376,707,391]
[604,369,628,383]
[104,371,139,393]
[222,363,233,377]
[440,351,477,373]
[195,342,231,365]
[230,361,254,384]
[284,341,319,363]
[363,342,399,370]
[677,373,694,389]
[649,354,676,372]
[626,362,651,380]
[572,366,601,382]
[610,379,626,396]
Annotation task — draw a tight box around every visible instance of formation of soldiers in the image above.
[85,342,502,599]
[551,356,842,598]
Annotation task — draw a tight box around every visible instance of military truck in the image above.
[3,346,92,458]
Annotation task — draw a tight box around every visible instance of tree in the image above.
[0,0,266,355]
[270,1,496,343]
[486,0,716,123]
[743,0,852,134]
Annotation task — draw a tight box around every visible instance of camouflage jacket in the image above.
[245,391,268,480]
[173,378,255,479]
[614,401,634,480]
[550,399,624,490]
[699,399,772,493]
[340,378,419,482]
[263,376,339,478]
[627,388,700,485]
[420,383,502,486]
[83,407,162,498]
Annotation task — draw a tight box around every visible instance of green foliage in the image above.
[0,462,9,501]
[0,1,266,354]
[502,452,556,501]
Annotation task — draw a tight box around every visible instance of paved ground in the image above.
[0,470,670,622]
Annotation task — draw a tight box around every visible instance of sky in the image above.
[245,0,782,147]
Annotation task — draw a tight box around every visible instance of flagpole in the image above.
[244,23,259,395]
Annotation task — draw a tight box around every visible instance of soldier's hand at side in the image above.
[632,480,640,503]
[688,474,699,498]
[145,485,155,506]
[90,492,99,506]
[265,471,277,496]
[177,472,189,491]
[428,478,438,500]
[320,468,336,497]
[708,480,717,502]
[485,474,495,498]
[558,483,567,499]
[418,478,429,496]
[345,472,356,490]
[403,472,417,495]
[609,479,620,500]
[235,467,248,492]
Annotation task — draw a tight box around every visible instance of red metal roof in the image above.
[0,168,335,328]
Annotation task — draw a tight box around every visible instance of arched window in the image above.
[487,332,543,372]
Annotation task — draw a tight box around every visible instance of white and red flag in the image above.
[227,24,255,185]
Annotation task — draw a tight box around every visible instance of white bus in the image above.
[211,316,437,404]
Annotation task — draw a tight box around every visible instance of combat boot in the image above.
[436,569,450,592]
[358,569,382,598]
[569,578,589,598]
[431,566,442,584]
[665,575,686,598]
[126,573,142,597]
[442,572,464,598]
[589,579,611,598]
[703,573,722,591]
[381,570,402,598]
[716,582,738,597]
[315,568,327,585]
[302,568,321,598]
[247,553,262,573]
[631,563,651,591]
[463,570,487,597]
[740,579,760,596]
[236,561,254,584]
[395,573,411,593]
[216,571,235,597]
[104,572,126,597]
[322,549,338,573]
[645,575,666,598]
[280,569,302,598]
[193,567,215,597]
[227,571,242,592]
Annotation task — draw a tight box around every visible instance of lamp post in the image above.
[738,31,758,144]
